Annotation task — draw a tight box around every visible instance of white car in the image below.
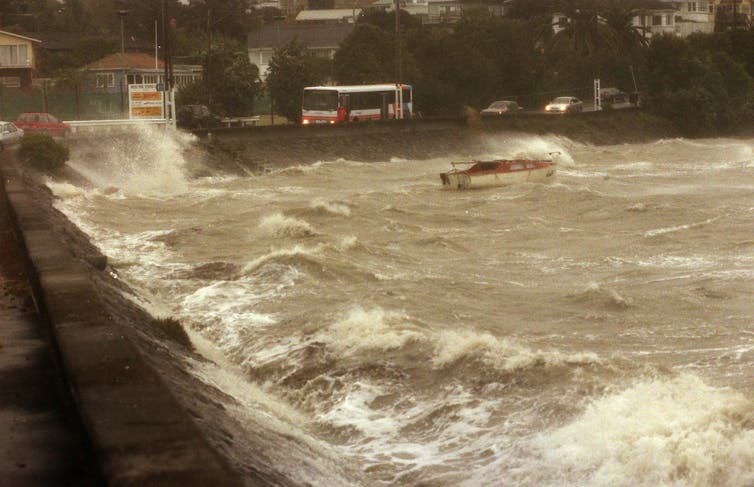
[0,121,24,151]
[545,96,583,114]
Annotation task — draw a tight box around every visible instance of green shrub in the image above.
[18,133,70,172]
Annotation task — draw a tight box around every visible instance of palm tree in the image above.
[550,0,613,56]
[601,0,647,54]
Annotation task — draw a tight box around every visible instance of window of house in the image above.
[0,45,25,65]
[666,14,673,24]
[652,15,662,25]
[126,74,143,84]
[96,73,115,88]
[688,2,696,12]
[143,74,157,84]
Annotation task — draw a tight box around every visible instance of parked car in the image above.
[15,112,71,137]
[480,100,522,117]
[545,96,583,114]
[0,121,24,151]
[599,87,627,104]
[177,105,220,129]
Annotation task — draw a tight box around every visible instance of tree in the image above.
[644,34,753,134]
[266,40,330,123]
[505,0,553,20]
[550,0,613,56]
[334,24,395,84]
[177,41,261,117]
[601,0,647,54]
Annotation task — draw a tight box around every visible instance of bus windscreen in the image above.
[303,90,338,111]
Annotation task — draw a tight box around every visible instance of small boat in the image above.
[440,155,558,190]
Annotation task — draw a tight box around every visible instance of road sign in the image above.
[128,84,164,120]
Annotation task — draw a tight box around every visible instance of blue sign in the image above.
[156,83,164,92]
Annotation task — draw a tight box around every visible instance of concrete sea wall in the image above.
[0,156,243,485]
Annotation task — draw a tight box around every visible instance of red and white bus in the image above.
[301,84,413,125]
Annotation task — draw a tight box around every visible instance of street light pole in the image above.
[118,9,129,56]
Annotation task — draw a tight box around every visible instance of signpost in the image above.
[594,78,601,111]
[128,83,164,119]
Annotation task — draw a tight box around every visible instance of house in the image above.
[247,23,354,79]
[295,9,362,23]
[633,6,679,37]
[372,0,431,23]
[427,0,464,24]
[82,52,202,94]
[0,30,41,88]
[658,0,715,36]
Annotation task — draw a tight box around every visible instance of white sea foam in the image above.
[310,198,352,217]
[241,244,324,274]
[320,306,601,372]
[67,123,193,196]
[46,179,87,198]
[320,380,499,480]
[318,307,422,355]
[258,212,317,238]
[432,329,601,371]
[613,161,655,171]
[644,217,719,237]
[479,134,576,167]
[525,374,754,487]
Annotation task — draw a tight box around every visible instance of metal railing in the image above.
[64,119,169,132]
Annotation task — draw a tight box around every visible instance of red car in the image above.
[15,112,71,137]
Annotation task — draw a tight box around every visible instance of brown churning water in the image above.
[50,128,754,486]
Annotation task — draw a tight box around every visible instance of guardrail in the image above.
[219,116,260,127]
[65,119,169,132]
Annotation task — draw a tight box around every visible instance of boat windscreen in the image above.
[471,162,502,171]
[303,90,339,111]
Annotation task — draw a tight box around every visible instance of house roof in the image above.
[0,29,41,43]
[85,52,165,71]
[247,23,355,49]
[296,9,362,21]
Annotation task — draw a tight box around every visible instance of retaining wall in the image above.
[0,154,243,486]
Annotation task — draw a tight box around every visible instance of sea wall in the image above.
[200,109,683,172]
[0,155,245,486]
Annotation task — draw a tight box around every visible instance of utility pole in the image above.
[207,6,212,108]
[118,9,128,56]
[162,0,175,128]
[117,8,129,118]
[394,0,401,83]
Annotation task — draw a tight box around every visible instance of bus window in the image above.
[402,88,411,103]
[303,90,338,111]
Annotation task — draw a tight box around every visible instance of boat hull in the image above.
[441,161,557,190]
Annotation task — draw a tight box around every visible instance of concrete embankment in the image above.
[197,109,682,171]
[0,154,243,485]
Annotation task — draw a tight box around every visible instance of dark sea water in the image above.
[49,128,753,486]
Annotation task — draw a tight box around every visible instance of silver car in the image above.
[545,96,583,114]
[0,121,24,151]
[481,100,522,117]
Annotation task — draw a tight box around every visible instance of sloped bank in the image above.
[1,152,365,485]
[0,156,247,486]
